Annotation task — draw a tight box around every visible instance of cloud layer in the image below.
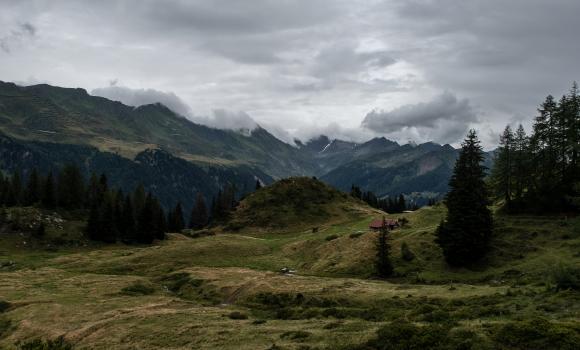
[362,92,477,144]
[1,0,578,147]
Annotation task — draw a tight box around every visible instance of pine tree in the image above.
[120,194,137,242]
[133,184,146,217]
[137,193,156,244]
[255,179,262,190]
[24,168,41,206]
[513,124,530,202]
[168,202,185,232]
[436,130,492,266]
[57,164,85,209]
[189,192,208,229]
[86,202,101,241]
[6,171,22,206]
[375,217,393,277]
[398,194,406,212]
[41,172,56,209]
[490,125,515,204]
[99,192,117,243]
[153,198,166,240]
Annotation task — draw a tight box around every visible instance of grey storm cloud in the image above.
[361,92,477,144]
[362,92,476,132]
[1,0,579,147]
[0,22,36,53]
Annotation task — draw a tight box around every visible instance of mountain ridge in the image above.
[0,80,484,202]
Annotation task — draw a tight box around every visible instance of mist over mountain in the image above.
[0,80,479,207]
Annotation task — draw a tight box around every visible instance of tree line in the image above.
[0,164,220,243]
[350,185,413,213]
[491,82,580,213]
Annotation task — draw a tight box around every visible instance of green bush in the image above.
[549,263,580,291]
[349,232,364,239]
[228,311,248,320]
[493,317,580,350]
[401,242,415,261]
[121,282,155,296]
[280,330,311,340]
[16,337,73,350]
[0,300,10,313]
[342,321,489,350]
[0,317,12,338]
[325,234,339,241]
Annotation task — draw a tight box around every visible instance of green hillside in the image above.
[1,197,578,349]
[226,177,378,232]
[0,81,314,178]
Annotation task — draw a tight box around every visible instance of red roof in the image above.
[369,219,398,229]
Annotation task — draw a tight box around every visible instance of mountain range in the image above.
[0,80,488,212]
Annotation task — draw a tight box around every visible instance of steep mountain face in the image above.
[321,143,458,197]
[0,132,272,216]
[0,80,490,204]
[0,81,314,178]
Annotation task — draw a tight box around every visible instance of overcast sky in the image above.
[1,0,578,148]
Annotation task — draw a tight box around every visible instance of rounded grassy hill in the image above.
[226,177,377,232]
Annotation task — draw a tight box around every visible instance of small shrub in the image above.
[0,300,10,313]
[34,223,46,237]
[0,317,12,337]
[280,330,311,340]
[323,322,342,329]
[349,232,364,239]
[400,242,415,261]
[493,317,580,350]
[16,336,73,350]
[325,234,339,241]
[228,311,249,320]
[252,319,267,325]
[549,263,580,291]
[121,282,155,296]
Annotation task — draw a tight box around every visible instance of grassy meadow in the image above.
[0,204,579,349]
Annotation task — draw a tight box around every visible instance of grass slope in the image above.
[226,177,379,233]
[0,203,579,349]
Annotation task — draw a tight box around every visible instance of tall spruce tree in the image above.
[24,168,41,206]
[189,192,208,229]
[120,194,137,242]
[375,217,393,277]
[137,193,156,244]
[168,202,185,232]
[57,164,85,209]
[490,125,514,204]
[7,171,22,206]
[41,172,56,208]
[513,124,530,202]
[436,130,492,266]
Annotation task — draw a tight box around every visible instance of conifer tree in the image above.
[189,192,208,229]
[24,168,41,206]
[133,184,146,217]
[6,171,22,206]
[120,194,136,242]
[375,217,393,277]
[99,192,118,243]
[86,202,101,241]
[490,125,514,204]
[137,193,156,244]
[41,172,56,209]
[57,164,84,209]
[513,124,530,201]
[153,198,166,240]
[436,130,492,266]
[255,180,262,190]
[168,202,185,232]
